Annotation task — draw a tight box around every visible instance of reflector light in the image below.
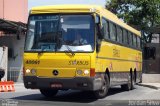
[90,68,95,77]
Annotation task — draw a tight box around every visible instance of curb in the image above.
[138,83,160,90]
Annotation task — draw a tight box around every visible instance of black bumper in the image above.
[23,76,102,91]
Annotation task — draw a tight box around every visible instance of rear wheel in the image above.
[121,72,134,91]
[134,70,137,84]
[40,89,58,98]
[94,74,109,99]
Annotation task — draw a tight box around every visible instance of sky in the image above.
[28,0,106,10]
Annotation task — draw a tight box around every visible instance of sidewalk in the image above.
[138,83,160,90]
[14,82,39,92]
[14,82,24,86]
[14,82,28,92]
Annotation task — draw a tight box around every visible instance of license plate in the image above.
[51,83,62,88]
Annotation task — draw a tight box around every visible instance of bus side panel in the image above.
[96,41,142,86]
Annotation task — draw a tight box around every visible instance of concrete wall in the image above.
[0,0,3,19]
[0,0,28,23]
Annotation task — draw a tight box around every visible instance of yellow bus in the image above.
[23,5,142,98]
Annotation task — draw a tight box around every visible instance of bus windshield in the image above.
[25,14,95,52]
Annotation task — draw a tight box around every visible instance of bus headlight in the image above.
[77,70,83,75]
[84,70,89,75]
[31,69,36,75]
[26,69,31,74]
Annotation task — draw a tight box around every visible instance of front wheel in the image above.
[40,89,58,98]
[94,74,110,99]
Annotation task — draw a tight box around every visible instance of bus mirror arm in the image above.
[96,39,101,53]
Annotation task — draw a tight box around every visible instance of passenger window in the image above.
[109,22,116,41]
[123,30,128,44]
[128,32,133,46]
[137,37,141,49]
[102,18,110,39]
[133,34,137,47]
[117,27,123,43]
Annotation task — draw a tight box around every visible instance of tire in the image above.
[40,89,58,98]
[121,72,134,91]
[94,74,109,99]
[131,73,135,89]
[134,70,137,84]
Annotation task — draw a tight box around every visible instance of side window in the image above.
[102,18,110,39]
[109,22,116,41]
[123,29,128,44]
[117,26,123,43]
[137,37,141,48]
[133,34,137,47]
[128,32,133,46]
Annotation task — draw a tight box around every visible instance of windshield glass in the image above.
[25,14,95,52]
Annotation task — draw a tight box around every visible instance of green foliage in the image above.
[106,0,160,29]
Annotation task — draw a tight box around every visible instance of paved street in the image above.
[0,84,160,106]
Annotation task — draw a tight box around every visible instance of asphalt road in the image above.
[0,84,160,106]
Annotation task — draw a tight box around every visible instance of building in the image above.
[0,0,28,82]
[0,0,28,22]
[142,27,160,83]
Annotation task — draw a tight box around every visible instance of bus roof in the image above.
[31,5,141,36]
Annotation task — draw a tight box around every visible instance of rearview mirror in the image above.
[96,23,104,39]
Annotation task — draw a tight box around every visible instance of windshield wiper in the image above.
[59,38,75,56]
[65,46,75,56]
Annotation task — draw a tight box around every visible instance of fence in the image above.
[8,67,23,82]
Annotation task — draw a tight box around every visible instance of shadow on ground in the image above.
[12,86,135,103]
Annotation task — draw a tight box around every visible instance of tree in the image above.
[106,0,160,28]
[106,0,160,43]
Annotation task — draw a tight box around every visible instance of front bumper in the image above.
[23,76,102,91]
